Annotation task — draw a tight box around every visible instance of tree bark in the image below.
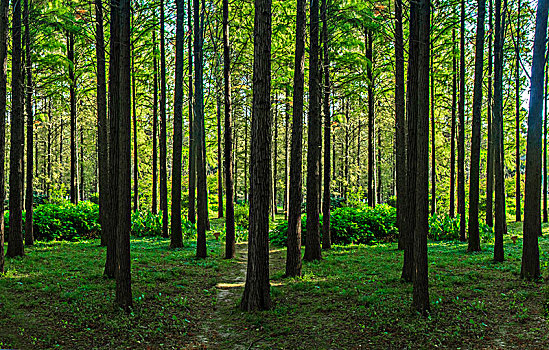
[514,0,522,222]
[0,0,8,272]
[223,0,235,259]
[450,27,457,218]
[395,0,405,249]
[132,26,138,212]
[285,0,306,277]
[544,60,548,224]
[521,0,547,280]
[467,0,485,252]
[188,0,195,223]
[159,0,169,237]
[68,32,78,205]
[367,29,375,208]
[493,0,506,262]
[24,0,34,246]
[7,0,24,258]
[217,80,223,219]
[486,0,494,227]
[152,27,158,214]
[321,0,331,250]
[430,20,435,215]
[305,0,322,262]
[457,0,466,242]
[240,0,272,311]
[171,0,185,249]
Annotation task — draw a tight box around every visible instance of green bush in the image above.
[131,210,163,237]
[428,213,460,241]
[234,203,249,229]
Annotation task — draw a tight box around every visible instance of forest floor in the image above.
[1,220,549,349]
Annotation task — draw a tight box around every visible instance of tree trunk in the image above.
[514,0,522,223]
[217,80,223,219]
[321,0,331,250]
[544,61,548,224]
[223,0,235,259]
[194,0,208,258]
[450,27,457,218]
[115,0,133,311]
[412,0,430,315]
[132,29,139,212]
[68,32,78,205]
[285,0,306,277]
[24,0,34,246]
[159,0,169,238]
[0,0,8,272]
[152,27,158,214]
[273,98,278,216]
[430,20,435,215]
[188,0,195,223]
[240,0,272,311]
[171,0,185,249]
[457,0,466,242]
[467,0,485,252]
[493,0,506,262]
[304,0,322,262]
[395,0,405,249]
[7,0,24,258]
[486,0,494,227]
[520,0,547,280]
[367,29,375,208]
[284,87,290,219]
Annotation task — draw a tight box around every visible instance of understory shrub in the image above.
[428,213,460,241]
[234,203,249,229]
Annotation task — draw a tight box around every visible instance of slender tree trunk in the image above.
[217,81,223,218]
[285,0,306,277]
[115,0,132,310]
[395,0,405,249]
[544,61,548,224]
[284,87,290,219]
[430,20,435,215]
[80,127,84,199]
[367,29,375,207]
[486,0,494,227]
[171,0,185,249]
[240,0,272,311]
[321,0,331,250]
[194,0,208,258]
[7,0,24,258]
[273,98,278,215]
[450,27,457,218]
[244,111,248,202]
[457,0,466,242]
[68,32,78,205]
[521,0,547,280]
[159,0,168,238]
[514,0,522,222]
[24,0,33,246]
[188,0,195,223]
[0,0,8,272]
[152,28,158,214]
[493,0,506,262]
[467,0,485,252]
[223,0,235,259]
[96,0,108,246]
[132,31,138,212]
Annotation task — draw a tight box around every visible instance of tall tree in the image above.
[188,0,196,224]
[321,0,331,250]
[216,80,223,219]
[171,0,185,249]
[116,0,133,310]
[457,0,466,242]
[486,0,494,227]
[0,0,8,272]
[413,0,430,314]
[194,0,208,258]
[151,27,158,214]
[285,0,306,277]
[395,0,405,248]
[240,0,272,311]
[544,61,548,224]
[367,28,375,208]
[68,31,78,204]
[467,0,486,252]
[159,0,168,238]
[304,0,322,262]
[521,0,548,280]
[223,0,235,259]
[7,0,24,258]
[132,22,138,212]
[514,0,522,222]
[24,0,34,246]
[449,26,456,218]
[96,0,109,245]
[493,0,506,262]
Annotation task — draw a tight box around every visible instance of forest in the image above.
[0,0,549,347]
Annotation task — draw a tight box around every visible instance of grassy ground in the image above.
[1,220,549,349]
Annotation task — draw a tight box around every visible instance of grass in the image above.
[1,220,549,349]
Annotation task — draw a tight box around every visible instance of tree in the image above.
[7,0,25,258]
[96,0,109,246]
[367,28,375,208]
[159,0,168,238]
[0,0,8,273]
[544,61,548,224]
[223,0,235,259]
[194,0,208,258]
[514,0,522,223]
[115,0,133,310]
[68,31,78,205]
[493,0,506,262]
[449,26,456,218]
[171,0,185,249]
[240,0,272,311]
[395,0,405,249]
[188,0,196,224]
[304,0,322,262]
[486,0,494,227]
[24,0,34,246]
[285,0,306,277]
[521,0,548,280]
[321,0,331,250]
[457,0,466,242]
[152,26,158,214]
[467,0,486,252]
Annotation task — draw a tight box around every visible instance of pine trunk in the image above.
[0,0,8,272]
[321,0,331,250]
[24,0,34,246]
[159,0,169,237]
[457,0,466,242]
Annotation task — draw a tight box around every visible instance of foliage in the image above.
[386,195,396,208]
[234,203,249,230]
[428,213,460,241]
[131,210,164,237]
